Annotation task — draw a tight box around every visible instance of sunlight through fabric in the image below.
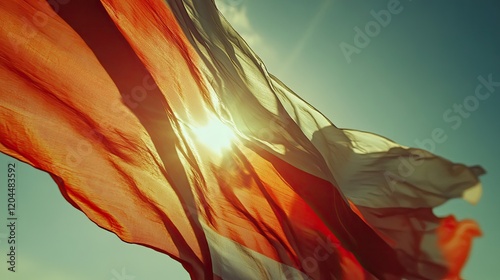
[191,117,236,154]
[0,0,485,279]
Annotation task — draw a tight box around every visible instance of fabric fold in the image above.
[0,0,484,279]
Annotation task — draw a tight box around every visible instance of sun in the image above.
[192,117,236,153]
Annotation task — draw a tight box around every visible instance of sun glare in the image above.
[192,117,236,153]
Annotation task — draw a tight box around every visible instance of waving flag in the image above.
[0,0,484,279]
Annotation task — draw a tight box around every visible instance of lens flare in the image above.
[192,117,236,153]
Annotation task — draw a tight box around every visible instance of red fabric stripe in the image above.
[194,139,403,279]
[355,205,482,279]
[45,0,214,278]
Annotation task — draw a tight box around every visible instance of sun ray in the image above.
[191,116,236,154]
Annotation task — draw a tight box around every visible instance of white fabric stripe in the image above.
[166,0,483,209]
[201,221,310,280]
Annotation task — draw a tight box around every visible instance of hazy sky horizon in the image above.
[1,0,499,279]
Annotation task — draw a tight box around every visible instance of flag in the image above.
[0,0,484,279]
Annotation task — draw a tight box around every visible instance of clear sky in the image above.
[1,0,499,279]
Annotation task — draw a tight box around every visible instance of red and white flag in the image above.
[0,0,484,279]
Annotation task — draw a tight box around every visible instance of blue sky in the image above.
[1,0,499,279]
